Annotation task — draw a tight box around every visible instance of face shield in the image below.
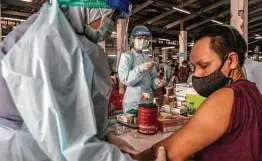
[54,0,132,43]
[130,26,152,55]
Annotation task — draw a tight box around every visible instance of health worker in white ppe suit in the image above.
[0,0,167,161]
[118,26,163,113]
[164,60,173,86]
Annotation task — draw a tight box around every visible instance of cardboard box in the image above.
[176,84,189,101]
[158,116,188,133]
[117,113,136,124]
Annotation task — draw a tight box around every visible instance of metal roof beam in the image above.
[146,0,198,25]
[250,7,262,15]
[186,10,229,30]
[249,27,262,34]
[5,0,41,9]
[165,0,229,29]
[249,0,262,5]
[1,10,31,17]
[249,15,262,23]
[249,39,261,45]
[131,0,154,15]
[249,22,262,29]
[146,25,180,35]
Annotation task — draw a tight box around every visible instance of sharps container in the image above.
[138,103,158,135]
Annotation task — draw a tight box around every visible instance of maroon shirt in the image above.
[195,80,262,161]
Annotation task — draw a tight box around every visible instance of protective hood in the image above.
[61,6,113,35]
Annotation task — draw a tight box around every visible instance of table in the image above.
[119,129,173,152]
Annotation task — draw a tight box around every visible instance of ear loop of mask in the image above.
[227,26,244,84]
[220,53,233,84]
[218,25,240,84]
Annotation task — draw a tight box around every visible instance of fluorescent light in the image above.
[161,46,175,50]
[159,38,170,41]
[108,55,116,57]
[21,0,33,2]
[248,50,252,52]
[1,17,25,22]
[1,36,6,38]
[173,7,191,14]
[255,36,262,40]
[112,31,116,35]
[142,49,150,52]
[259,52,262,54]
[255,34,260,37]
[188,42,194,47]
[211,20,223,25]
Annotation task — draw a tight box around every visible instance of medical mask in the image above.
[85,16,115,43]
[192,58,232,98]
[134,39,149,51]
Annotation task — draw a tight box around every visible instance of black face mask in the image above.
[192,58,232,98]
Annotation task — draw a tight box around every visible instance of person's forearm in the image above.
[150,135,185,161]
[134,148,155,161]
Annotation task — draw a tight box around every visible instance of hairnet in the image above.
[61,6,113,34]
[129,25,151,48]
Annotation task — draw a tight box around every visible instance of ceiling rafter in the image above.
[186,10,229,30]
[131,0,155,15]
[165,0,229,29]
[145,0,198,25]
[5,0,41,9]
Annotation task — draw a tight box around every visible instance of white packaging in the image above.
[117,113,135,124]
[162,105,171,113]
[171,108,181,115]
[176,83,189,101]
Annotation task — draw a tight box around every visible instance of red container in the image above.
[138,103,158,135]
[115,94,124,110]
[108,93,124,118]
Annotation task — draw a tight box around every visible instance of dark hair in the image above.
[182,60,188,64]
[194,25,247,67]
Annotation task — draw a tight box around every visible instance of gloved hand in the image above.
[141,92,151,101]
[107,131,139,155]
[139,61,155,72]
[155,147,166,161]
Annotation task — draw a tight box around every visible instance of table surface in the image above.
[118,128,195,161]
[119,129,173,152]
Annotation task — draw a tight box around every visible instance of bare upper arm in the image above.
[153,87,234,161]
